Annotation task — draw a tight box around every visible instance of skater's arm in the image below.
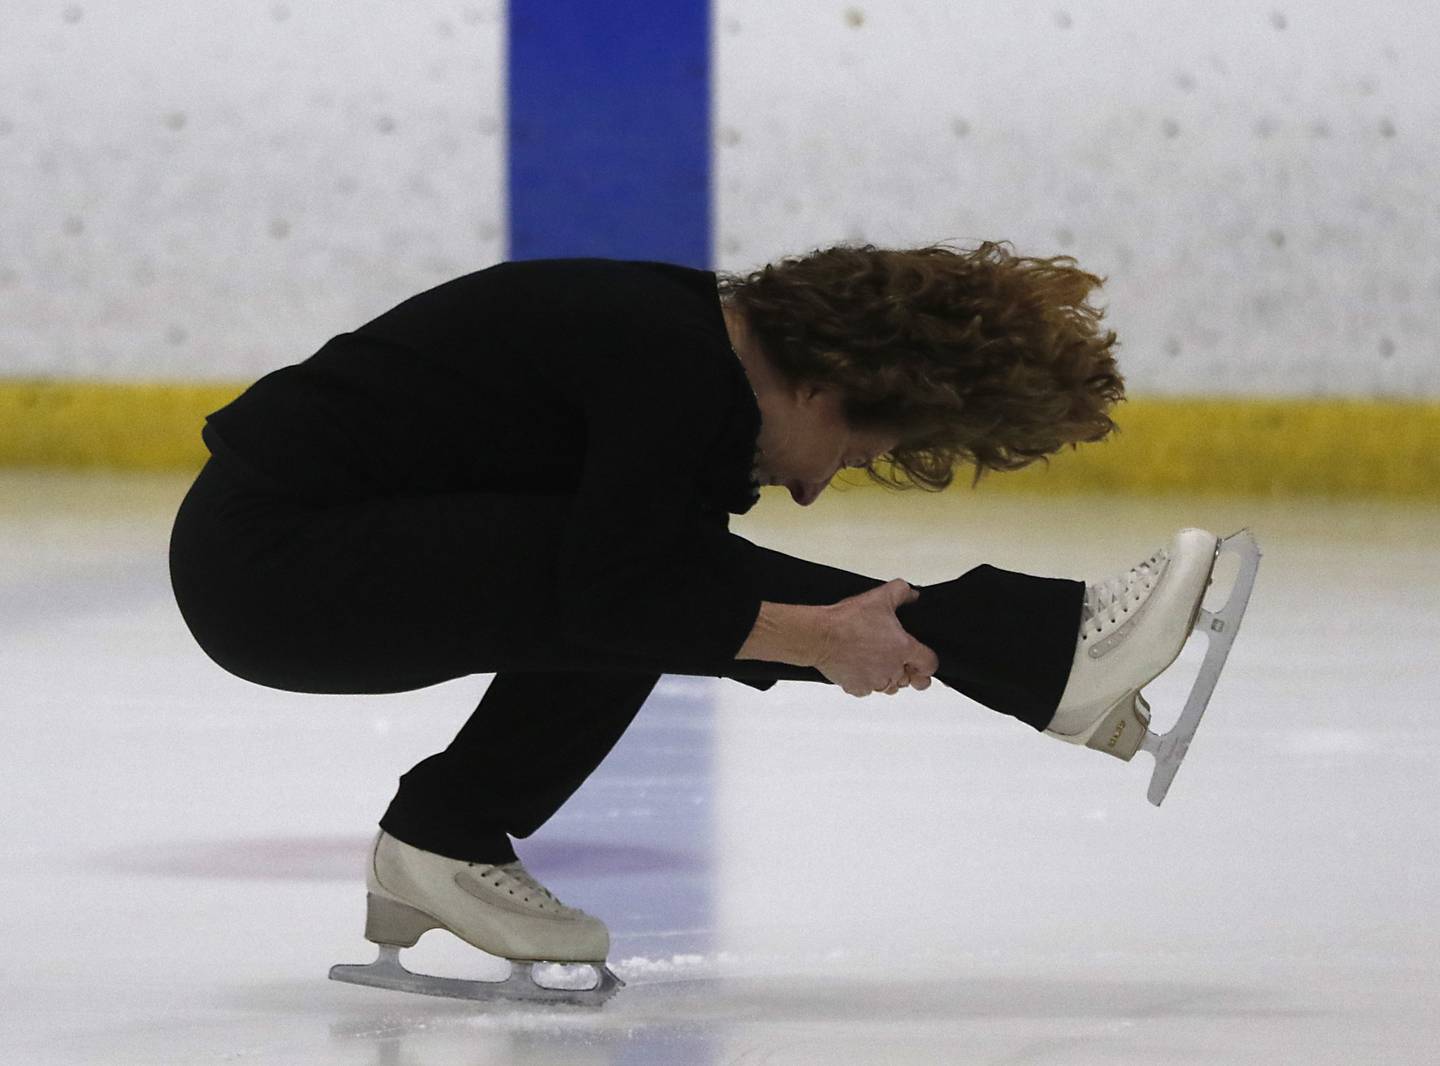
[737,582,938,696]
[734,601,829,666]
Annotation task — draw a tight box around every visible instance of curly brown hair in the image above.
[715,240,1126,490]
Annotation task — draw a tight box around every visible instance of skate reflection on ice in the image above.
[326,1011,668,1066]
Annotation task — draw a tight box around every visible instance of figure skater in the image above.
[167,240,1256,1004]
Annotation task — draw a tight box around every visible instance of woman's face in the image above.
[755,384,899,507]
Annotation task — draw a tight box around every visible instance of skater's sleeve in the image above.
[556,325,764,662]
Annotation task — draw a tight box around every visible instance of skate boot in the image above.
[1046,528,1220,759]
[329,830,624,1005]
[1044,526,1262,806]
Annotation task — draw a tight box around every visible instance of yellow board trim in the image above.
[1,380,1437,499]
[0,381,245,472]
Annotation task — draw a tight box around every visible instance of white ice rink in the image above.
[3,470,1437,1065]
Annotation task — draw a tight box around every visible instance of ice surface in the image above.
[2,469,1437,1064]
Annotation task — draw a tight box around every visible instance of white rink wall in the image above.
[716,0,1439,398]
[0,0,509,381]
[0,0,1436,395]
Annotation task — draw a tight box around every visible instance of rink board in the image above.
[0,379,1437,500]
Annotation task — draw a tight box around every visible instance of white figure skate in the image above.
[329,831,624,1006]
[1045,528,1261,806]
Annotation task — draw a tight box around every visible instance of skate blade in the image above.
[329,943,625,1007]
[1138,528,1261,807]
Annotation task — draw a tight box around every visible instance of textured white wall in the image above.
[0,1,507,381]
[716,0,1439,396]
[0,1,1435,396]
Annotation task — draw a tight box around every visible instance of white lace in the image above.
[1079,549,1167,641]
[477,861,572,914]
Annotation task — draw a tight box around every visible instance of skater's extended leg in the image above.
[724,539,1083,728]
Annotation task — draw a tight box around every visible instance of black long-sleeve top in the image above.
[201,258,768,666]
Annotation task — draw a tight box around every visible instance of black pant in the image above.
[168,458,1082,863]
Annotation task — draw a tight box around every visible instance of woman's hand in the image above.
[813,579,939,697]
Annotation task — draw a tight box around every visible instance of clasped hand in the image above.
[812,579,939,697]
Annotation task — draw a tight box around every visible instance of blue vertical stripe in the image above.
[506,0,713,267]
[504,4,718,1012]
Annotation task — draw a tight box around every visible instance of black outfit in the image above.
[168,258,1083,864]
